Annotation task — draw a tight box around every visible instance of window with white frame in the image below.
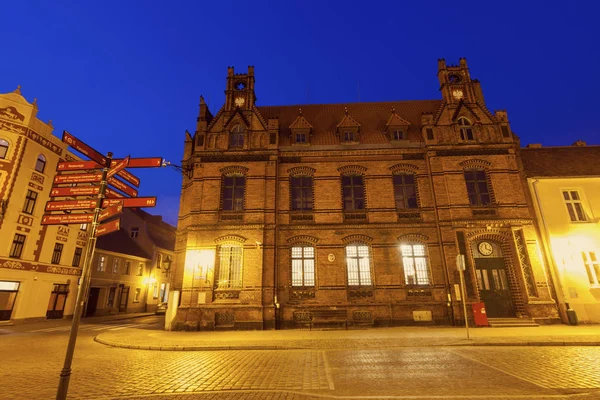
[563,190,588,222]
[217,245,243,289]
[291,246,315,287]
[458,117,474,141]
[133,288,141,302]
[97,255,105,272]
[345,244,372,286]
[400,243,431,285]
[582,251,600,286]
[112,258,120,274]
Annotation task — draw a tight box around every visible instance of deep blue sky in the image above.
[2,1,598,225]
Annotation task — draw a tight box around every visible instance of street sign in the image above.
[41,214,94,225]
[107,155,130,179]
[50,186,100,197]
[62,131,107,166]
[107,177,138,197]
[95,218,120,237]
[102,196,156,208]
[57,160,102,171]
[98,203,123,222]
[112,157,163,168]
[54,173,103,184]
[45,199,97,212]
[117,169,140,188]
[105,187,125,198]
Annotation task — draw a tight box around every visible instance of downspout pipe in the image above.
[273,156,280,329]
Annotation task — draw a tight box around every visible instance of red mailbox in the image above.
[471,302,489,327]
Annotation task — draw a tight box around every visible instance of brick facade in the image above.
[170,59,559,330]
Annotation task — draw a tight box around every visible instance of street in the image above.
[1,317,599,400]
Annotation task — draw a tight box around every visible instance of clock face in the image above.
[478,241,493,256]
[234,96,245,107]
[452,89,464,100]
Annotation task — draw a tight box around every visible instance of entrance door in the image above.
[46,284,69,319]
[86,287,100,317]
[475,258,514,318]
[0,281,20,321]
[118,286,129,312]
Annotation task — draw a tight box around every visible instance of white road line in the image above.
[108,324,137,331]
[29,326,69,332]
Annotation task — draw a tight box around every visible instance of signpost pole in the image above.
[456,254,470,340]
[56,152,113,400]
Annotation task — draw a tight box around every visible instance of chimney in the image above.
[572,140,587,147]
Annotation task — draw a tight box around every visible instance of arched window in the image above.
[290,175,313,211]
[0,139,8,159]
[342,174,365,211]
[393,173,418,209]
[464,169,492,206]
[229,125,245,148]
[345,243,372,286]
[35,154,46,173]
[222,174,245,211]
[458,118,474,141]
[400,243,431,285]
[291,245,315,287]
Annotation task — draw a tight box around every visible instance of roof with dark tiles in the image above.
[257,100,442,146]
[521,145,600,178]
[130,208,176,251]
[96,229,152,259]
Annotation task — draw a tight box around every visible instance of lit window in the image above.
[290,176,313,211]
[342,175,365,211]
[51,243,63,264]
[112,258,120,274]
[10,234,26,258]
[0,139,8,159]
[393,174,418,209]
[124,261,131,275]
[563,191,588,222]
[137,263,144,276]
[130,227,139,238]
[22,190,38,215]
[458,118,474,141]
[134,288,141,302]
[35,154,46,173]
[72,247,83,267]
[80,224,88,231]
[153,283,159,299]
[400,244,431,285]
[345,244,372,286]
[217,245,243,288]
[229,125,245,148]
[464,170,491,206]
[160,283,168,302]
[157,253,163,269]
[582,252,600,286]
[291,246,315,287]
[97,256,105,272]
[222,175,245,211]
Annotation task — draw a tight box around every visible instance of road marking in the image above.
[29,326,69,332]
[321,351,335,390]
[107,324,137,331]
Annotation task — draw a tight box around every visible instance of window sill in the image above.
[219,212,244,222]
[397,210,421,220]
[471,207,497,217]
[290,213,314,222]
[343,212,367,222]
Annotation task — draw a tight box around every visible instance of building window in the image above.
[393,174,418,209]
[343,131,355,142]
[563,190,588,222]
[50,243,63,264]
[112,258,120,274]
[291,246,315,287]
[72,247,83,267]
[107,287,116,308]
[130,227,139,238]
[222,175,245,211]
[97,256,105,272]
[464,170,491,206]
[217,245,243,289]
[153,283,159,299]
[458,118,474,141]
[426,128,434,140]
[345,244,372,286]
[295,132,307,143]
[290,176,313,211]
[501,125,510,138]
[124,261,131,275]
[133,288,141,302]
[9,234,26,258]
[35,154,47,173]
[582,252,600,286]
[392,130,405,140]
[137,263,144,276]
[229,125,245,148]
[22,190,38,215]
[342,175,365,211]
[400,244,431,285]
[0,139,8,159]
[157,253,163,269]
[79,224,88,231]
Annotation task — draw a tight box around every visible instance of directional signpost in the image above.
[52,131,162,400]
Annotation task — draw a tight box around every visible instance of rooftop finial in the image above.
[391,106,396,114]
[14,85,21,95]
[298,108,303,115]
[344,106,348,115]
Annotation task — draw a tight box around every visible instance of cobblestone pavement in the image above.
[1,328,600,400]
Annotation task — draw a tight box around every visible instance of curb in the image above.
[93,335,600,351]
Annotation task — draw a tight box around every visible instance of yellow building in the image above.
[0,87,86,323]
[522,142,600,323]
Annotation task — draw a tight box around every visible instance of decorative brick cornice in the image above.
[214,234,247,244]
[286,235,319,245]
[287,166,316,177]
[219,165,249,176]
[465,230,511,242]
[397,233,429,243]
[389,163,419,174]
[459,159,491,170]
[341,234,373,244]
[337,165,367,175]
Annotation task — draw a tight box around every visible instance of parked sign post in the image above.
[456,254,470,340]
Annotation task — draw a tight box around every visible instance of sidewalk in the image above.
[95,324,600,351]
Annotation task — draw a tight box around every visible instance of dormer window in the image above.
[295,132,307,143]
[458,118,474,141]
[343,131,355,142]
[392,129,406,141]
[229,125,245,148]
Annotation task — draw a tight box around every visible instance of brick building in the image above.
[169,59,559,330]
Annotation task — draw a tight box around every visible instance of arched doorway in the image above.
[472,240,515,318]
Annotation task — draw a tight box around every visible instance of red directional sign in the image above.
[112,157,162,168]
[117,169,140,188]
[62,131,107,166]
[41,214,94,225]
[99,203,123,222]
[45,199,97,212]
[95,219,121,238]
[50,186,100,197]
[108,177,138,197]
[107,156,129,179]
[102,197,156,208]
[105,187,125,199]
[54,173,102,185]
[57,160,102,171]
